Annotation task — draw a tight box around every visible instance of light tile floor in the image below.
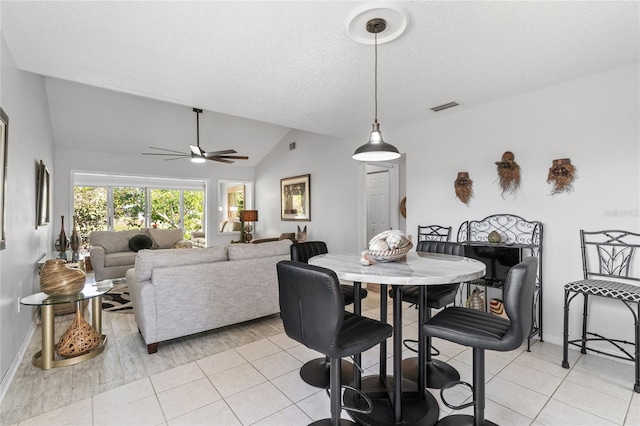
[5,291,640,426]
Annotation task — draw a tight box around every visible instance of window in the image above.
[73,173,206,249]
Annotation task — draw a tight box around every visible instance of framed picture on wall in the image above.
[280,174,310,221]
[0,108,7,249]
[36,160,50,227]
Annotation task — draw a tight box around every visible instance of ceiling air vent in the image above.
[430,101,459,112]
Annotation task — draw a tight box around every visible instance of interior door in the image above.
[366,170,390,242]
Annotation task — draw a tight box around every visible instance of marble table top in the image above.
[308,251,486,285]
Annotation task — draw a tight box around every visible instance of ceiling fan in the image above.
[143,108,249,164]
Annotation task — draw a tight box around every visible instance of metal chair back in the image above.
[417,225,451,242]
[581,230,640,283]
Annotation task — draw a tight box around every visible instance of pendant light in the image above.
[353,18,401,162]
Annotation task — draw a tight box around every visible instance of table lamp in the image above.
[239,210,258,243]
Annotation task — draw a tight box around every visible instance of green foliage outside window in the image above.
[74,186,205,245]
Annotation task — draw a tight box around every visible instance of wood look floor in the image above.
[1,284,638,425]
[0,292,291,425]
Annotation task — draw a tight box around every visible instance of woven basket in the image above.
[53,300,89,316]
[57,308,101,358]
[364,242,413,262]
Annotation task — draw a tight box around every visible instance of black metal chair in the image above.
[562,230,640,393]
[290,241,369,388]
[277,261,393,426]
[417,225,452,242]
[389,240,464,388]
[423,257,538,426]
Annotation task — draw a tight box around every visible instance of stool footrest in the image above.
[402,338,440,356]
[326,385,373,415]
[440,380,476,410]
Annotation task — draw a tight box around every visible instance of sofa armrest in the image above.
[126,268,158,348]
[89,246,106,270]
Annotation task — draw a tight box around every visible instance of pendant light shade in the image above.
[353,18,401,162]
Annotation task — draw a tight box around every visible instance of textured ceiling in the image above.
[1,1,638,165]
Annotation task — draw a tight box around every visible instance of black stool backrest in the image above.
[291,241,328,263]
[416,241,463,256]
[501,257,538,350]
[277,260,344,356]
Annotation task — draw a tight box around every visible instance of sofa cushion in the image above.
[148,228,185,249]
[129,235,153,252]
[105,251,138,267]
[228,239,292,261]
[135,246,228,282]
[142,228,160,249]
[91,229,140,254]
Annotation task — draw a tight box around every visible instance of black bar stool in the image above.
[277,261,393,426]
[390,240,463,389]
[291,241,368,388]
[423,257,538,425]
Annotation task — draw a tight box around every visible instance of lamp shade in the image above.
[239,210,258,222]
[353,122,401,161]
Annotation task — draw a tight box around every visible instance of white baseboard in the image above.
[0,317,37,405]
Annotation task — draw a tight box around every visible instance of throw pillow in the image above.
[142,228,160,249]
[171,243,190,249]
[129,235,153,252]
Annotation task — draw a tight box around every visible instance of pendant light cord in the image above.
[374,30,378,123]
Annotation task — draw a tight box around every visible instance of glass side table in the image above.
[20,281,113,369]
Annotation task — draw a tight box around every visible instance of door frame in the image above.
[357,160,401,250]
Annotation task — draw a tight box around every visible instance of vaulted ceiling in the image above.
[2,1,638,166]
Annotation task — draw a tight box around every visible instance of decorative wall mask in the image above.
[495,151,520,197]
[547,158,576,194]
[454,172,473,205]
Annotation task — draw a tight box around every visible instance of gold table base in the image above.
[34,296,106,370]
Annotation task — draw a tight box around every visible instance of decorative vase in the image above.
[57,307,101,358]
[488,231,502,244]
[70,215,81,262]
[55,216,70,260]
[40,259,86,296]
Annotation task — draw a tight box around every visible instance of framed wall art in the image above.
[280,174,310,221]
[36,160,50,227]
[0,108,7,249]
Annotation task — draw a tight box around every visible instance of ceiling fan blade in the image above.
[210,155,249,160]
[204,149,237,156]
[163,157,189,161]
[143,153,190,157]
[146,147,189,155]
[208,157,235,164]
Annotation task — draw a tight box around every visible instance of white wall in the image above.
[255,129,364,252]
[389,64,639,348]
[256,64,639,352]
[0,34,55,395]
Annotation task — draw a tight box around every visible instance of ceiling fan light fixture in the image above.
[190,155,206,164]
[352,17,401,162]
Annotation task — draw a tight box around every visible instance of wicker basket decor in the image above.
[40,259,86,296]
[364,242,413,262]
[57,308,101,358]
[54,300,89,316]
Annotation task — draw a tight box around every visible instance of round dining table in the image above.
[309,250,485,426]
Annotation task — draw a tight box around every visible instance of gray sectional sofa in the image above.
[90,228,192,281]
[126,239,292,353]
